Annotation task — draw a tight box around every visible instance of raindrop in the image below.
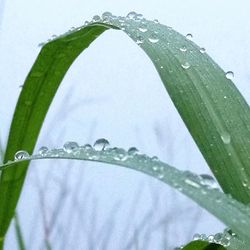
[92,15,101,22]
[148,33,159,43]
[84,21,90,26]
[221,132,231,144]
[185,179,200,188]
[207,235,214,242]
[63,141,79,153]
[126,11,137,19]
[38,146,48,156]
[179,46,187,52]
[199,174,218,189]
[138,24,147,33]
[136,36,144,45]
[153,19,159,24]
[181,62,190,69]
[93,138,110,151]
[186,33,193,40]
[102,12,112,20]
[151,156,159,162]
[128,147,139,155]
[193,233,201,240]
[225,71,234,80]
[14,150,29,160]
[83,144,92,150]
[38,42,45,47]
[200,47,206,53]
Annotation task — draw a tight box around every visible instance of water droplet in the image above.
[84,21,90,26]
[199,174,218,189]
[126,11,137,19]
[92,15,101,22]
[38,42,45,47]
[207,235,214,242]
[225,71,234,80]
[181,62,190,69]
[102,12,112,20]
[185,179,200,188]
[63,141,79,153]
[200,47,206,53]
[93,138,110,151]
[186,33,193,40]
[138,24,147,33]
[128,147,139,155]
[148,33,159,43]
[14,150,29,160]
[193,233,201,240]
[153,19,159,24]
[136,36,144,45]
[179,46,187,52]
[38,146,48,156]
[221,132,231,144]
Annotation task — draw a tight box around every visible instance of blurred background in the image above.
[0,0,249,249]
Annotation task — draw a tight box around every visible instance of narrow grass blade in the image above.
[1,146,250,245]
[14,213,26,250]
[1,13,250,245]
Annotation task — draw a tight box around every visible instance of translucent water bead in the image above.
[63,141,79,153]
[93,138,110,151]
[14,150,29,160]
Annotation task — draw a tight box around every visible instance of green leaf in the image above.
[14,213,26,250]
[1,13,250,245]
[182,240,224,250]
[1,146,250,245]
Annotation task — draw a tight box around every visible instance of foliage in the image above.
[0,12,249,249]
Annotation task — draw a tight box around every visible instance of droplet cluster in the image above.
[193,228,235,247]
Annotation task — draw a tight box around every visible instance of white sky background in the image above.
[0,0,250,249]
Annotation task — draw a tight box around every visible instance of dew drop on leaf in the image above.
[185,33,193,40]
[38,146,48,156]
[126,11,137,19]
[63,141,79,153]
[181,62,190,69]
[93,138,110,151]
[128,147,139,155]
[179,46,187,52]
[138,24,147,33]
[199,174,218,189]
[136,36,144,45]
[148,33,159,43]
[199,47,206,53]
[225,71,234,79]
[102,12,112,20]
[92,15,101,22]
[220,132,231,144]
[14,150,29,160]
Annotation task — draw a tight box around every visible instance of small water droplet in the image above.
[38,42,45,47]
[185,179,200,188]
[128,147,139,155]
[138,24,147,33]
[221,132,231,144]
[136,36,144,45]
[84,21,90,26]
[148,33,159,43]
[225,71,234,80]
[14,150,29,160]
[153,19,159,24]
[200,47,206,53]
[186,33,193,40]
[38,146,48,156]
[193,233,201,240]
[93,138,110,151]
[63,141,79,153]
[181,62,190,69]
[179,46,187,52]
[207,235,214,242]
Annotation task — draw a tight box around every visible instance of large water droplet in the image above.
[102,12,112,21]
[126,11,137,19]
[92,15,101,22]
[14,150,29,160]
[93,138,110,151]
[128,147,139,155]
[63,141,79,153]
[186,33,193,40]
[148,33,159,43]
[38,146,48,156]
[181,62,190,69]
[221,132,231,144]
[199,174,218,189]
[225,71,234,80]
